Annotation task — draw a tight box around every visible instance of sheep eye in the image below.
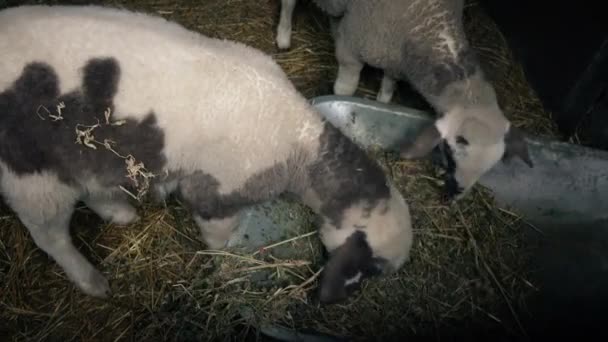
[456,135,469,146]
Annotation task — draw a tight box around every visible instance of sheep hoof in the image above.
[111,209,140,226]
[203,236,229,250]
[377,75,396,103]
[376,92,393,103]
[80,269,111,298]
[276,30,292,49]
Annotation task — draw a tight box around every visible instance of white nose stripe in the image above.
[344,271,362,286]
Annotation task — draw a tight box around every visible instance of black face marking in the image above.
[319,230,387,304]
[307,122,390,227]
[456,135,469,146]
[0,59,166,189]
[441,142,464,199]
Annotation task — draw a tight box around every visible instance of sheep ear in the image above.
[318,231,376,304]
[503,125,533,168]
[400,122,443,159]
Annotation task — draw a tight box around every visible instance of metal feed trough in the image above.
[226,95,608,341]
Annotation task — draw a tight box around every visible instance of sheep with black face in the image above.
[276,0,533,200]
[0,5,413,304]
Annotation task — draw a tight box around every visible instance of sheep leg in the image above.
[333,33,364,96]
[84,193,139,225]
[276,0,297,49]
[328,16,340,39]
[13,199,111,298]
[194,214,240,249]
[377,74,396,103]
[0,173,111,298]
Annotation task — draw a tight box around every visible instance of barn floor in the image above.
[1,0,603,341]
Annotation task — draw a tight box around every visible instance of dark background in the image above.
[479,0,608,150]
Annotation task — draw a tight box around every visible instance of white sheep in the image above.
[276,0,533,200]
[0,5,413,304]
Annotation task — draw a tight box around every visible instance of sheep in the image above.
[275,0,533,200]
[0,5,413,304]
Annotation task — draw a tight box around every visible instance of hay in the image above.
[0,163,538,340]
[0,0,548,340]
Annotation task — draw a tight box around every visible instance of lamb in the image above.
[0,5,413,304]
[276,0,533,200]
